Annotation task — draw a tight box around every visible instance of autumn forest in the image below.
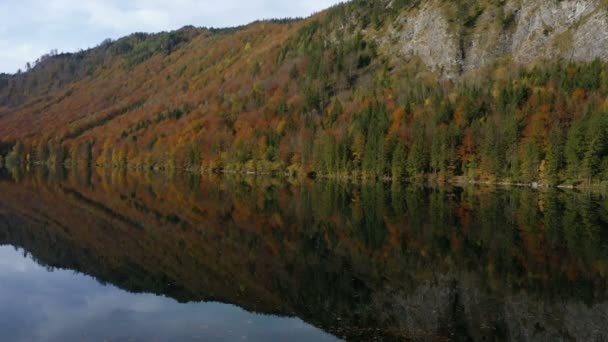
[2,1,608,340]
[1,0,608,187]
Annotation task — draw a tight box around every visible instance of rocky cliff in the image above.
[376,0,608,77]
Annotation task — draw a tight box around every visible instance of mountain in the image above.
[1,0,608,185]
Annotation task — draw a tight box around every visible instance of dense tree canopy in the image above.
[1,0,607,187]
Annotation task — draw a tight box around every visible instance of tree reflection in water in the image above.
[0,166,607,341]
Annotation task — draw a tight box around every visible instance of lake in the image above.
[0,166,607,341]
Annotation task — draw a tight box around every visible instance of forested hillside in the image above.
[1,0,608,186]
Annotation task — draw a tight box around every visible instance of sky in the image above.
[0,0,343,74]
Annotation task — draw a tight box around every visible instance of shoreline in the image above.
[3,162,608,192]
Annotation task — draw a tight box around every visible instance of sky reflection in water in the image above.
[0,246,338,342]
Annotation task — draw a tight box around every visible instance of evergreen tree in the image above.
[313,132,338,175]
[521,139,541,182]
[407,125,426,178]
[544,128,563,185]
[430,126,448,177]
[391,142,406,180]
[582,115,608,184]
[359,102,390,178]
[480,122,498,177]
[565,121,587,181]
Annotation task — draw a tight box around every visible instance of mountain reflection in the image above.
[0,166,607,341]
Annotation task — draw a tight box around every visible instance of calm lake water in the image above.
[0,167,607,341]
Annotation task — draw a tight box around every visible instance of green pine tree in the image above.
[544,128,563,185]
[391,142,406,181]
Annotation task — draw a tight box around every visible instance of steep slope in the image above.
[379,0,608,76]
[0,26,204,108]
[1,0,608,185]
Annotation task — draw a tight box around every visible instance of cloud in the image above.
[0,245,339,342]
[0,0,342,73]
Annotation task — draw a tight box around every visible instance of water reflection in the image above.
[0,246,338,342]
[0,166,607,341]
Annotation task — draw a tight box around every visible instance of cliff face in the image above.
[380,0,608,77]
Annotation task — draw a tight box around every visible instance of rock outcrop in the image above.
[382,0,608,77]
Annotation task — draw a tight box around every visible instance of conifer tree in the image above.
[391,142,406,180]
[544,128,563,185]
[407,125,426,178]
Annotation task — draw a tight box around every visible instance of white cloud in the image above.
[0,246,338,342]
[0,0,343,73]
